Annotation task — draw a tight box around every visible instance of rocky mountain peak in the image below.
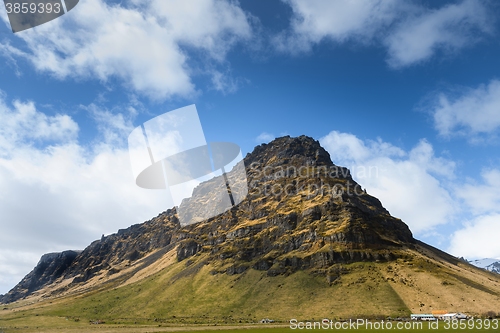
[245,135,333,168]
[2,135,414,304]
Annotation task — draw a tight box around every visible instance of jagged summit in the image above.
[245,135,333,167]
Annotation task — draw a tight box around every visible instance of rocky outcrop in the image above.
[0,250,80,303]
[1,135,415,304]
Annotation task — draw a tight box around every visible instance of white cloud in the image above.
[449,214,500,259]
[0,94,172,294]
[456,169,500,215]
[0,93,79,153]
[278,0,493,68]
[210,69,241,94]
[2,0,252,99]
[0,250,41,296]
[277,0,401,51]
[86,104,136,146]
[256,132,275,143]
[385,0,492,68]
[320,130,405,162]
[320,131,456,234]
[129,0,251,60]
[448,170,500,259]
[430,79,500,139]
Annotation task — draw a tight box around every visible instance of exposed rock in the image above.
[177,240,201,261]
[0,250,80,303]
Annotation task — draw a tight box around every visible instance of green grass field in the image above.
[0,261,412,328]
[1,251,499,333]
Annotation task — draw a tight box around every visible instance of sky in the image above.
[1,0,500,295]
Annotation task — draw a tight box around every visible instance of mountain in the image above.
[1,136,499,326]
[470,258,500,274]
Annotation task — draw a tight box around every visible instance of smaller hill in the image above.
[470,258,500,274]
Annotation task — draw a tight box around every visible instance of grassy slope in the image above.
[1,243,500,332]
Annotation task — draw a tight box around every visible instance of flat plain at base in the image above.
[0,323,497,333]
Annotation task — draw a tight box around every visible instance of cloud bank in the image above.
[0,93,171,294]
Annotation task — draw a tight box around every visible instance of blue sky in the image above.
[1,0,500,294]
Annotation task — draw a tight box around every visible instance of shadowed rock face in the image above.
[0,250,80,304]
[1,135,414,304]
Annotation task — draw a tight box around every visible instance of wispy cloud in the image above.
[86,104,137,147]
[0,92,79,153]
[449,214,500,259]
[276,0,494,68]
[429,79,500,140]
[276,0,402,51]
[456,169,500,215]
[256,132,275,143]
[385,0,492,68]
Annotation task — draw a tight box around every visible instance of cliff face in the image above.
[1,135,414,304]
[0,250,80,304]
[176,135,413,276]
